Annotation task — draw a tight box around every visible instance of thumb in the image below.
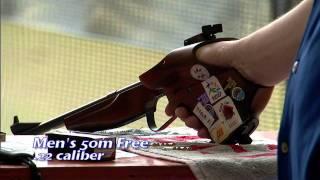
[195,40,238,68]
[195,40,262,86]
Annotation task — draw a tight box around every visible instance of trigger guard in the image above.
[146,110,157,131]
[146,110,177,132]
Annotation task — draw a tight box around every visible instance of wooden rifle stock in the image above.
[11,82,163,135]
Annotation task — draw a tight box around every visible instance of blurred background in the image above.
[1,0,299,134]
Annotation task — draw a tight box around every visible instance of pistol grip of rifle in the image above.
[140,38,272,144]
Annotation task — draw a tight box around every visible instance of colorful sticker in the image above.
[213,96,242,133]
[204,104,218,121]
[201,76,226,104]
[197,93,210,106]
[231,87,245,101]
[193,102,217,130]
[210,120,229,143]
[190,64,210,81]
[224,77,237,91]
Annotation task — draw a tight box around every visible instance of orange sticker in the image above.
[216,128,224,139]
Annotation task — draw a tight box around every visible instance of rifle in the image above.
[11,24,272,144]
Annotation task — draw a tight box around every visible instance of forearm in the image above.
[234,0,313,86]
[196,0,313,86]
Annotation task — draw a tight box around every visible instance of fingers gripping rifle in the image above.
[11,24,272,144]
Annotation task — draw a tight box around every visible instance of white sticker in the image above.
[213,96,242,133]
[190,64,210,81]
[193,102,217,130]
[201,76,226,104]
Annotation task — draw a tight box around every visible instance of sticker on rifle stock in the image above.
[202,76,226,104]
[210,120,229,143]
[224,77,237,91]
[190,64,210,81]
[213,96,242,133]
[231,87,245,101]
[197,93,210,106]
[193,102,217,130]
[204,104,218,120]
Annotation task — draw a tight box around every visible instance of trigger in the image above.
[146,109,177,132]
